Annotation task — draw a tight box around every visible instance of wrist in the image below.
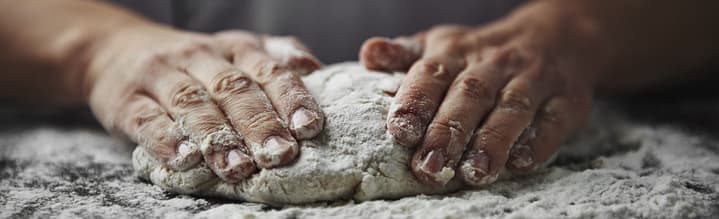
[79,21,176,101]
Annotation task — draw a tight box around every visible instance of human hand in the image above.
[86,27,323,183]
[360,2,599,187]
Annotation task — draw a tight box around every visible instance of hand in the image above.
[360,1,599,187]
[86,26,323,183]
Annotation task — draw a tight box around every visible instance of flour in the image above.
[133,63,460,204]
[2,63,718,218]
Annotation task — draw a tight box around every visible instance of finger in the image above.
[387,55,466,147]
[143,66,255,182]
[386,26,471,147]
[132,146,219,194]
[507,94,591,172]
[360,33,424,72]
[184,51,299,168]
[118,94,201,171]
[263,36,322,75]
[410,57,511,186]
[458,61,553,186]
[227,38,325,140]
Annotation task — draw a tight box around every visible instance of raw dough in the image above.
[132,63,461,205]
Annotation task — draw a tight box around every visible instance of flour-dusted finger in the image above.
[221,39,324,140]
[184,51,299,169]
[387,56,466,147]
[458,60,553,187]
[132,146,219,194]
[508,94,591,172]
[118,94,201,171]
[143,63,255,182]
[386,26,471,147]
[410,56,510,187]
[360,34,424,72]
[263,36,322,75]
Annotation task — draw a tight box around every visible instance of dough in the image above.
[132,63,461,205]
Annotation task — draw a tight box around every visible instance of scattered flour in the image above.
[1,63,717,218]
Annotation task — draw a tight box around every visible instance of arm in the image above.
[550,0,719,93]
[0,0,152,105]
[359,0,719,187]
[0,0,326,184]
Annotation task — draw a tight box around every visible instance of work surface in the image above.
[1,102,718,218]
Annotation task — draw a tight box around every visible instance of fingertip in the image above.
[263,36,322,75]
[223,149,257,182]
[411,150,455,187]
[359,37,389,69]
[360,37,418,72]
[167,140,203,171]
[290,107,325,140]
[458,150,498,187]
[287,55,322,76]
[386,114,424,147]
[204,148,257,183]
[253,136,299,169]
[506,144,535,172]
[198,129,257,183]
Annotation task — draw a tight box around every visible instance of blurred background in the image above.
[108,0,524,63]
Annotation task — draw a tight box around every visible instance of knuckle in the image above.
[277,87,312,109]
[254,60,287,80]
[127,105,166,132]
[436,38,466,54]
[499,89,533,113]
[243,111,281,130]
[173,40,215,58]
[429,119,464,132]
[137,53,171,77]
[428,119,468,148]
[455,77,494,101]
[494,47,528,70]
[413,59,452,81]
[212,71,254,95]
[171,84,209,109]
[476,125,505,147]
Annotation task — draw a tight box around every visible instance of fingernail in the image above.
[222,149,256,182]
[509,144,534,169]
[417,150,455,186]
[178,140,197,155]
[292,107,314,128]
[460,150,496,186]
[168,141,202,171]
[291,107,322,139]
[256,136,298,168]
[387,114,423,146]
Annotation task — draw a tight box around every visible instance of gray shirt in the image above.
[109,0,525,62]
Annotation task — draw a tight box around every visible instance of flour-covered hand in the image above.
[360,1,599,187]
[88,27,323,183]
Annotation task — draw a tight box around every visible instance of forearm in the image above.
[578,1,718,92]
[514,0,719,94]
[0,0,157,105]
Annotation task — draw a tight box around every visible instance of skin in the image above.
[0,0,324,183]
[1,0,717,188]
[361,0,719,187]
